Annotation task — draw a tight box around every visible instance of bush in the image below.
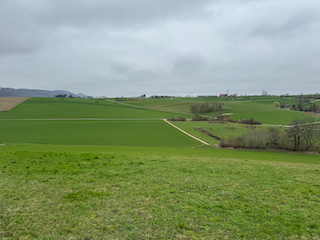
[190,102,224,114]
[177,115,186,121]
[167,115,186,121]
[192,114,208,121]
[240,118,262,125]
[219,120,320,152]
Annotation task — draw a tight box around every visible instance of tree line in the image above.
[190,102,224,114]
[276,94,320,113]
[219,118,320,152]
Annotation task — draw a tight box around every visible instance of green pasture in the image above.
[0,120,200,147]
[115,96,247,114]
[1,146,320,239]
[1,97,316,125]
[2,144,320,165]
[122,96,311,125]
[172,121,281,145]
[1,96,320,239]
[0,98,190,119]
[225,101,304,125]
[306,100,320,108]
[115,98,205,114]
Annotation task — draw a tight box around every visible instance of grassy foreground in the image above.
[1,146,320,239]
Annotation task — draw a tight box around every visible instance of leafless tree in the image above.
[301,118,320,151]
[287,118,303,150]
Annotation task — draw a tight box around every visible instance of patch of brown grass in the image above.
[0,97,29,111]
[302,112,320,117]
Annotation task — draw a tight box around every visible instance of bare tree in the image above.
[287,118,303,151]
[268,127,281,149]
[301,118,320,151]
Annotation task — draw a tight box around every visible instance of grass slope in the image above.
[172,121,280,145]
[0,98,190,119]
[1,147,320,239]
[226,100,304,125]
[3,144,320,165]
[123,96,311,125]
[0,120,200,147]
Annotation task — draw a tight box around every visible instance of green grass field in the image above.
[0,120,200,147]
[122,96,314,125]
[225,100,305,125]
[172,121,282,145]
[1,97,320,239]
[0,98,190,120]
[1,145,320,239]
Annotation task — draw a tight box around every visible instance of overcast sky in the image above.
[1,0,320,97]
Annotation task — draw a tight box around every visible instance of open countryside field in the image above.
[123,96,313,125]
[1,145,320,239]
[0,98,191,120]
[0,98,202,147]
[225,100,305,125]
[172,121,283,145]
[1,97,320,239]
[0,97,29,111]
[0,120,200,147]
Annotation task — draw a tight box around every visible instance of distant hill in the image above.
[0,88,87,98]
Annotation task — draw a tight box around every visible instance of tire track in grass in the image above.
[163,119,210,146]
[106,99,194,116]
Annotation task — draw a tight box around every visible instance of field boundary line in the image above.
[263,121,320,128]
[163,119,210,145]
[106,99,194,116]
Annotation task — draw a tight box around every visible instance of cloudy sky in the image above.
[1,0,319,97]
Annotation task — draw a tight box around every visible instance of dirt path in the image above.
[311,99,320,103]
[263,121,320,128]
[262,123,290,127]
[163,119,210,145]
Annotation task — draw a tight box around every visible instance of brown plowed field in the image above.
[0,97,29,111]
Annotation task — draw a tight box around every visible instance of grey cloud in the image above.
[0,34,41,55]
[1,0,320,96]
[249,8,320,39]
[0,1,45,55]
[16,0,215,29]
[171,53,207,78]
[0,0,214,56]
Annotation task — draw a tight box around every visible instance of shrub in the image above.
[167,115,186,121]
[209,117,261,125]
[177,115,186,121]
[192,114,208,121]
[219,120,320,152]
[273,101,280,108]
[190,102,224,114]
[241,118,262,125]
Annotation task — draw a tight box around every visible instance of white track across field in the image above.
[163,119,210,145]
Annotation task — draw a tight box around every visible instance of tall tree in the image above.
[287,118,303,150]
[298,94,304,110]
[301,118,320,151]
